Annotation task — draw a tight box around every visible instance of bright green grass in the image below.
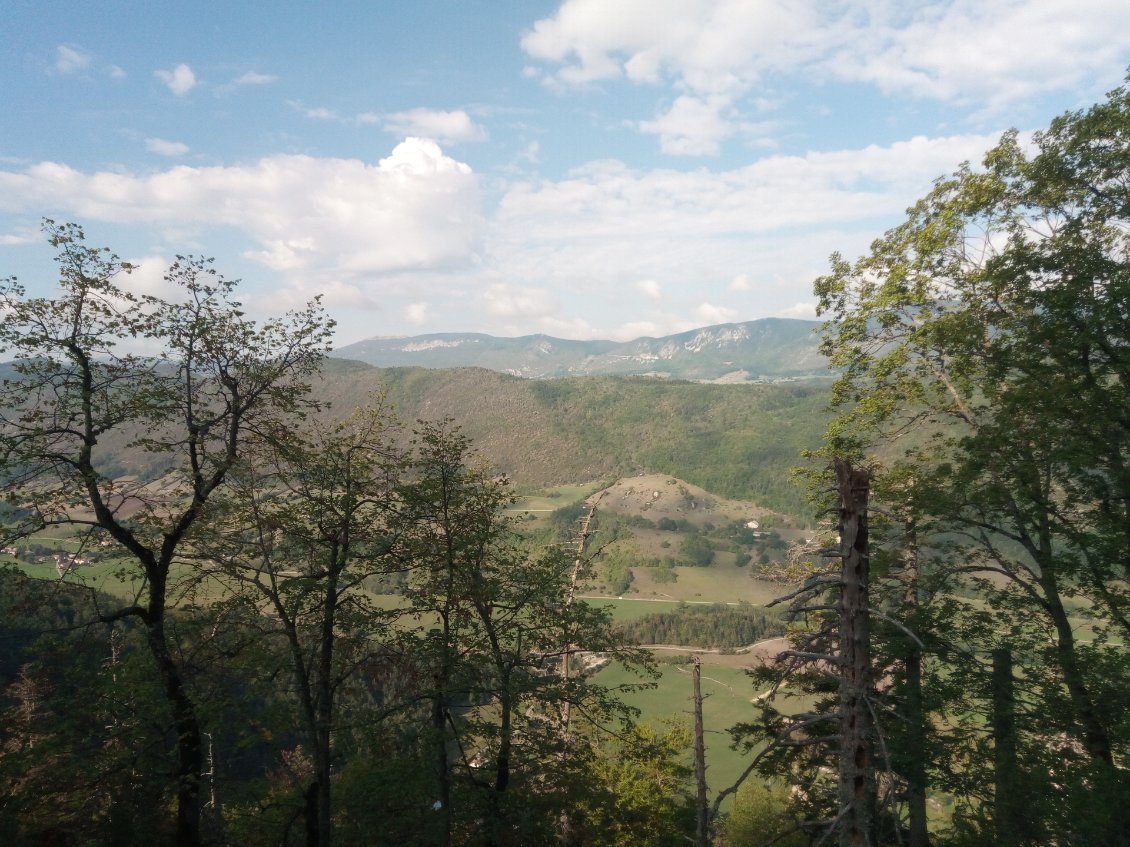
[615,563,786,606]
[595,660,767,811]
[584,598,687,623]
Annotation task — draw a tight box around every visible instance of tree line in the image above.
[615,603,784,649]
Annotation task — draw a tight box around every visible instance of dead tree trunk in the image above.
[836,458,876,847]
[692,656,709,847]
[559,497,600,845]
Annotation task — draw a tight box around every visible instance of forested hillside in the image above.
[316,360,829,517]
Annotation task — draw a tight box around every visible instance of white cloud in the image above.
[145,138,189,157]
[0,225,39,246]
[231,71,276,87]
[635,279,662,299]
[405,301,431,325]
[524,0,1130,147]
[523,1,823,93]
[639,94,733,156]
[827,1,1130,111]
[520,141,541,165]
[537,315,600,339]
[779,301,818,319]
[0,139,482,288]
[292,103,338,121]
[155,63,197,96]
[611,320,663,340]
[108,65,126,80]
[478,283,557,319]
[56,45,91,74]
[495,133,1000,242]
[696,302,738,325]
[120,254,178,299]
[381,109,488,145]
[484,132,1001,335]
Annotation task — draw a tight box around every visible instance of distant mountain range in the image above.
[332,318,829,381]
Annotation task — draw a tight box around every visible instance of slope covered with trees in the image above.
[315,361,829,517]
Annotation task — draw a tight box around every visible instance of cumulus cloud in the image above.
[635,279,662,299]
[827,0,1130,111]
[522,1,823,93]
[482,132,1003,335]
[145,138,189,157]
[379,109,488,145]
[0,138,482,287]
[155,63,197,96]
[119,254,179,299]
[56,45,91,74]
[495,133,1000,242]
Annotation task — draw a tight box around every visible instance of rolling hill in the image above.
[332,318,828,382]
[315,360,830,516]
[1,355,832,520]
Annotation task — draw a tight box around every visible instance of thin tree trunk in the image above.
[902,517,929,847]
[692,656,709,847]
[991,649,1020,847]
[904,647,929,847]
[148,613,203,847]
[311,558,340,847]
[836,459,875,847]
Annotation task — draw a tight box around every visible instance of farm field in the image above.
[593,658,799,812]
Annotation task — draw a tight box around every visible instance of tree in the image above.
[0,221,332,846]
[813,75,1130,842]
[190,401,405,847]
[394,422,644,846]
[569,720,696,847]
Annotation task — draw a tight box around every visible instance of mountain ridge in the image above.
[332,318,828,381]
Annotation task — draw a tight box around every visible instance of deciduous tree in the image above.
[0,221,332,846]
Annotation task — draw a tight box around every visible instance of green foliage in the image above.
[679,533,715,567]
[0,221,333,846]
[598,539,641,594]
[314,365,830,516]
[616,602,785,648]
[791,73,1130,844]
[570,721,697,847]
[724,779,806,847]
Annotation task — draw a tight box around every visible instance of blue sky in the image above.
[3,1,1130,347]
